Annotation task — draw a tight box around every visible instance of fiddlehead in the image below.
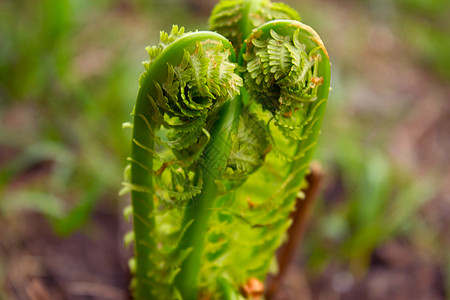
[242,21,329,142]
[123,25,242,299]
[208,0,304,191]
[234,18,330,281]
[201,17,331,292]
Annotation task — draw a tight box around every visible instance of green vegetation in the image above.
[122,0,330,298]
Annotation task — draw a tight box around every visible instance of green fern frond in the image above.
[260,2,301,22]
[243,28,319,120]
[202,19,331,290]
[209,0,244,49]
[209,0,301,51]
[227,109,270,177]
[127,25,242,299]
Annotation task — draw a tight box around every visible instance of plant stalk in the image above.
[130,84,156,299]
[174,96,242,300]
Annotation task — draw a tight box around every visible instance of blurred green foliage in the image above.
[0,0,209,232]
[365,0,450,78]
[0,0,448,296]
[307,97,437,274]
[0,0,136,234]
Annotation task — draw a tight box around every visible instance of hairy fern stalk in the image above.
[123,0,330,299]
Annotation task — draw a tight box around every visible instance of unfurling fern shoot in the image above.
[123,0,330,299]
[122,26,242,299]
[218,19,331,283]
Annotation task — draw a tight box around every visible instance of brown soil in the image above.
[1,207,132,300]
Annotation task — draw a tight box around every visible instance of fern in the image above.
[226,109,270,181]
[123,26,242,299]
[215,18,330,290]
[124,1,330,299]
[210,0,301,51]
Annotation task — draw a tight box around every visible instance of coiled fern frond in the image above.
[122,25,242,299]
[199,18,331,292]
[242,21,329,141]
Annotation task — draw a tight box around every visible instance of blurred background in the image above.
[0,0,449,299]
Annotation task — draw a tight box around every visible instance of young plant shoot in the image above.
[122,0,330,299]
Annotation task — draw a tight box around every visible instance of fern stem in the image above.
[217,277,240,300]
[130,78,157,300]
[174,96,242,300]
